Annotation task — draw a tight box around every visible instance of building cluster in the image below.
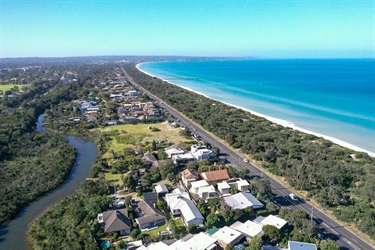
[71,73,163,124]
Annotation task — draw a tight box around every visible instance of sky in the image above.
[0,0,374,58]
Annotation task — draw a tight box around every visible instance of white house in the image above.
[173,153,195,165]
[230,220,264,239]
[165,148,185,158]
[212,226,244,248]
[223,192,264,210]
[155,184,168,197]
[254,215,287,230]
[289,241,317,250]
[165,190,204,226]
[236,179,249,192]
[190,180,210,194]
[217,182,231,195]
[198,185,217,201]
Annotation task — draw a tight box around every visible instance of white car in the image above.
[289,193,299,201]
[243,158,249,163]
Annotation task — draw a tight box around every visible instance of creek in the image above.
[0,114,98,249]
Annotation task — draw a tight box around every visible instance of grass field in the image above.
[104,171,122,185]
[141,224,167,238]
[0,84,24,91]
[98,122,188,153]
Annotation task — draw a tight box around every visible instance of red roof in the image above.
[199,169,230,182]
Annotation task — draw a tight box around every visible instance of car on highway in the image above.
[289,193,299,201]
[243,158,249,162]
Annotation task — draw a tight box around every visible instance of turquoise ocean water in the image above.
[139,59,375,153]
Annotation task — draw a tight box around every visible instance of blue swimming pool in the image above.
[100,241,110,248]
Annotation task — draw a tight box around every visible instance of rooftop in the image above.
[200,169,230,182]
[230,220,264,238]
[288,241,317,250]
[212,226,244,244]
[223,192,264,209]
[155,184,168,193]
[254,215,287,229]
[190,180,210,190]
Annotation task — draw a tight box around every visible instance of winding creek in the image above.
[0,115,98,249]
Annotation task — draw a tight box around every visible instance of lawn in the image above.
[0,84,24,91]
[174,218,187,234]
[141,224,167,238]
[104,171,122,185]
[98,122,185,153]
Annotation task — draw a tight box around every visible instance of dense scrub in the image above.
[125,63,375,239]
[28,180,111,250]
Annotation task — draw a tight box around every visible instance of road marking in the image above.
[322,222,339,235]
[345,239,361,250]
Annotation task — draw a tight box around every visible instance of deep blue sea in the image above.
[139,59,375,153]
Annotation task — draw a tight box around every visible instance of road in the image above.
[122,67,374,250]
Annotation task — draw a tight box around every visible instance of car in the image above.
[243,158,249,163]
[289,193,299,201]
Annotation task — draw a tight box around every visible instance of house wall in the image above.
[119,229,131,236]
[184,217,204,227]
[138,218,165,230]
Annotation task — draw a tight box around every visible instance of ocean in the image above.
[138,59,375,154]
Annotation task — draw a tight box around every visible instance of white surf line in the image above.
[137,63,375,157]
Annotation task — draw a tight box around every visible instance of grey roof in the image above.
[135,200,165,225]
[289,241,317,250]
[144,192,158,204]
[142,153,157,163]
[103,209,131,233]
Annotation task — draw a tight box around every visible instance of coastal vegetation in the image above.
[124,63,375,240]
[28,180,111,249]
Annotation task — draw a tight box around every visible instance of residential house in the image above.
[97,209,131,235]
[212,226,244,248]
[172,153,195,166]
[181,169,199,188]
[225,178,249,192]
[142,153,158,169]
[165,148,185,158]
[199,169,230,183]
[190,180,210,194]
[139,232,218,250]
[198,185,217,201]
[143,192,158,204]
[134,200,166,230]
[230,220,264,239]
[254,215,287,230]
[217,182,231,195]
[288,241,317,250]
[155,184,169,198]
[223,192,264,210]
[166,190,204,226]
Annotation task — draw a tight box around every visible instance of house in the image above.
[134,200,166,230]
[172,153,195,166]
[181,169,199,188]
[212,226,244,248]
[139,232,218,250]
[142,153,158,168]
[200,169,230,183]
[165,148,185,158]
[225,178,249,192]
[217,182,231,195]
[254,215,287,230]
[155,184,169,197]
[166,190,204,226]
[97,209,131,235]
[230,220,264,239]
[190,180,210,194]
[143,192,158,204]
[198,185,217,201]
[236,179,249,192]
[223,192,264,210]
[288,241,317,250]
[191,148,215,160]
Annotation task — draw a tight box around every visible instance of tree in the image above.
[206,212,219,227]
[319,239,339,250]
[209,198,220,211]
[262,225,281,242]
[151,140,157,150]
[123,174,137,191]
[187,224,198,234]
[117,240,127,250]
[130,229,141,239]
[225,245,234,250]
[248,235,263,250]
[113,232,119,240]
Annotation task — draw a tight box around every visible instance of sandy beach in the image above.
[136,63,375,157]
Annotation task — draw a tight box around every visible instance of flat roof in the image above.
[190,180,210,189]
[223,192,264,209]
[289,241,317,250]
[218,182,231,189]
[212,226,244,244]
[230,220,264,238]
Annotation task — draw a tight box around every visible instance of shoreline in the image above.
[136,63,375,157]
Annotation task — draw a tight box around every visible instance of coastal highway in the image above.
[121,67,374,250]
